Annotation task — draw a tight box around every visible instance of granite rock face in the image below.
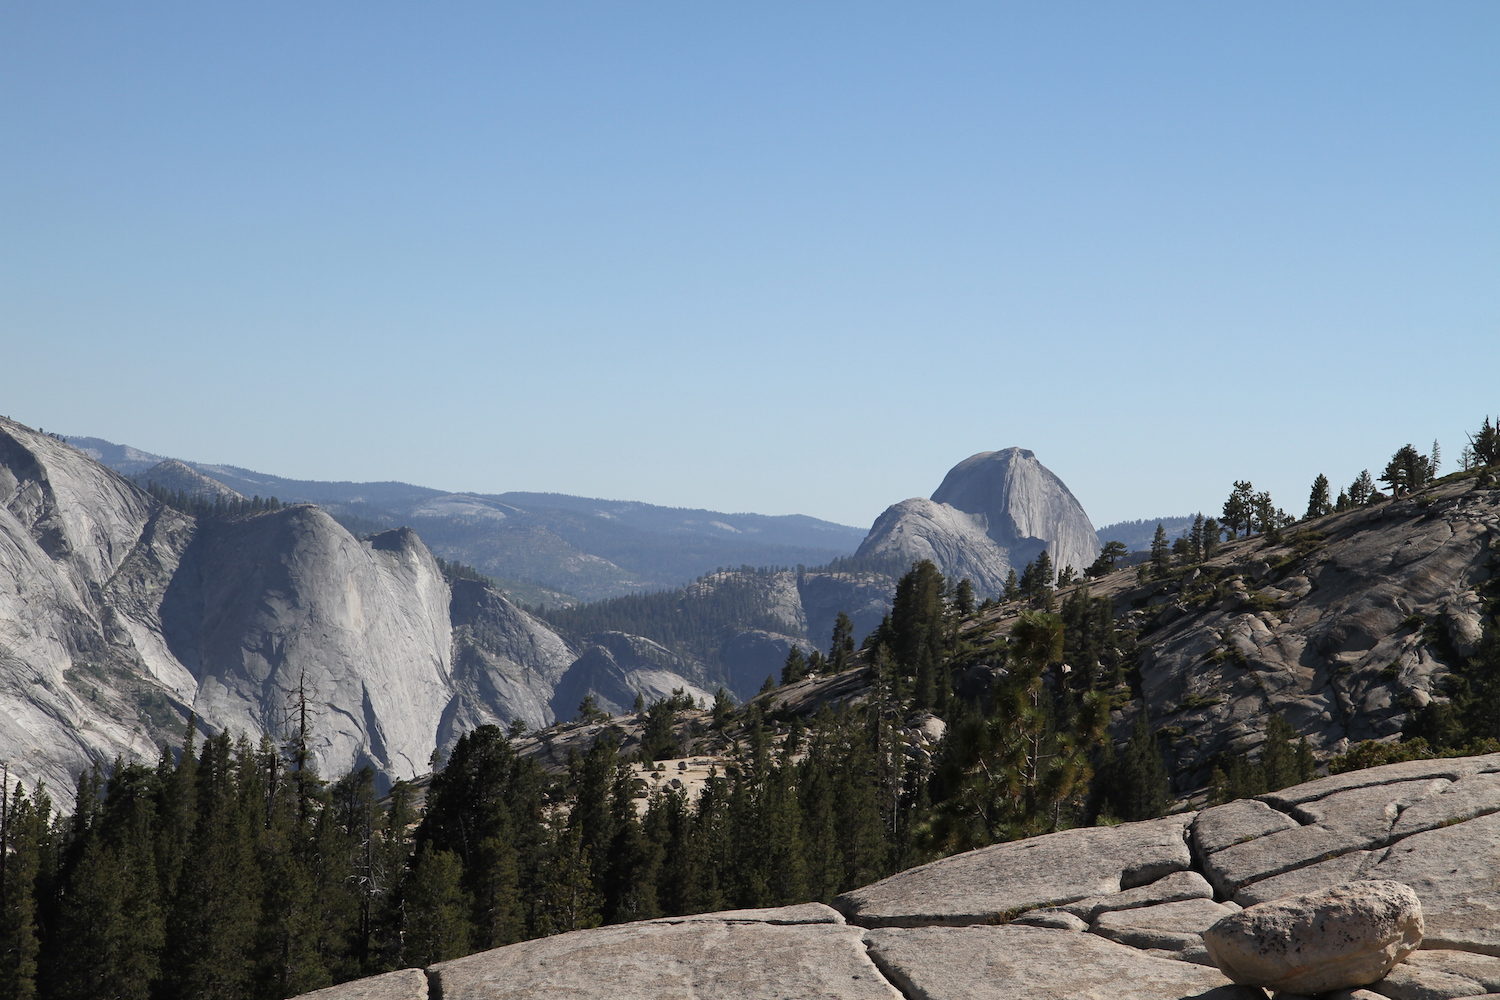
[432,906,901,1000]
[0,418,578,795]
[834,814,1196,927]
[1127,476,1500,786]
[548,632,713,718]
[855,448,1100,597]
[1202,880,1424,994]
[294,754,1500,1000]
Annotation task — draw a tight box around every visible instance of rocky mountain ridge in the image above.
[1062,472,1498,786]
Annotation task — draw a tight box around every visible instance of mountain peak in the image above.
[857,448,1099,594]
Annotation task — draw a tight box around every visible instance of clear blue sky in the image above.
[4,3,1496,530]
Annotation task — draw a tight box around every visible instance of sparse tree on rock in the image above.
[780,646,808,686]
[1003,568,1021,601]
[953,578,976,616]
[1349,469,1376,506]
[1380,444,1434,496]
[1202,518,1222,558]
[1469,417,1500,468]
[1305,474,1332,519]
[828,612,856,673]
[1222,481,1256,538]
[1150,524,1170,576]
[1086,541,1128,578]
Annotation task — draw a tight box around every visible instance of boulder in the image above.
[1202,880,1423,994]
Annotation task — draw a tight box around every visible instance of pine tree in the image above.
[1108,714,1171,821]
[953,579,976,616]
[1261,715,1301,791]
[1086,541,1128,578]
[929,611,1102,851]
[796,715,842,902]
[1251,491,1277,536]
[1202,518,1222,558]
[1150,524,1170,577]
[1222,481,1256,537]
[48,762,165,1000]
[828,612,856,673]
[0,777,49,1000]
[685,772,730,914]
[600,764,661,925]
[710,687,734,729]
[401,846,473,966]
[1003,569,1020,601]
[780,646,809,686]
[163,734,262,1000]
[1349,469,1376,505]
[1470,417,1500,467]
[1305,474,1332,519]
[330,768,380,976]
[644,787,695,917]
[890,560,947,710]
[531,819,601,936]
[1019,551,1055,609]
[1380,444,1432,496]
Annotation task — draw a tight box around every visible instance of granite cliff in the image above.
[856,447,1100,596]
[0,418,577,793]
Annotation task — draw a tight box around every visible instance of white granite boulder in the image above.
[1202,880,1423,994]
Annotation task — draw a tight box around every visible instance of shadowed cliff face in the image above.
[161,509,461,780]
[856,448,1100,596]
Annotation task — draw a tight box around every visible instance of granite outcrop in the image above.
[296,752,1500,1000]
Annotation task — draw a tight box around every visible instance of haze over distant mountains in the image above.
[69,435,869,606]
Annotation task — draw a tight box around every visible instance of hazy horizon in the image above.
[6,4,1495,528]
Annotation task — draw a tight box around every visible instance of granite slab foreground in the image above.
[294,753,1500,1000]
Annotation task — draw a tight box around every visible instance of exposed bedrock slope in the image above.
[298,753,1500,1000]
